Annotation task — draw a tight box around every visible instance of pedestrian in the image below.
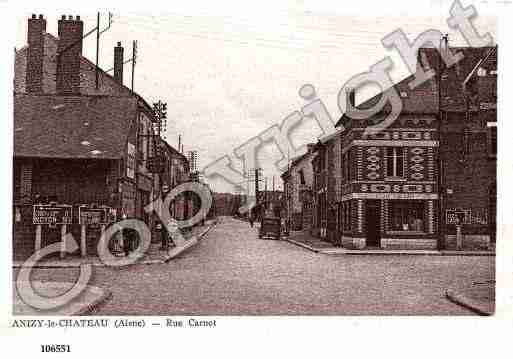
[249,214,254,228]
[123,228,131,256]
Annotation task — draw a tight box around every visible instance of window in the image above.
[386,147,404,178]
[299,169,306,185]
[389,201,425,232]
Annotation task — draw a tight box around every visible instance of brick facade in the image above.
[12,15,175,259]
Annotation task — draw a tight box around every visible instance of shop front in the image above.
[340,193,439,250]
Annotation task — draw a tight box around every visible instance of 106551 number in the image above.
[41,345,70,353]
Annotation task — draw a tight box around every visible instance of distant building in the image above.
[281,145,315,231]
[158,140,192,222]
[213,192,244,216]
[311,132,342,243]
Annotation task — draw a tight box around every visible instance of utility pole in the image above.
[255,168,260,205]
[95,12,100,89]
[437,34,447,250]
[131,40,137,92]
[287,148,291,232]
[265,177,268,209]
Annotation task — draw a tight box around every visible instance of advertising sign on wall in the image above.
[33,204,73,225]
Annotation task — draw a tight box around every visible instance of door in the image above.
[365,200,381,247]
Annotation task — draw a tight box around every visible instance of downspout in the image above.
[437,38,445,250]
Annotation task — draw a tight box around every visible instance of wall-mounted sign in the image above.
[78,207,107,225]
[446,209,471,225]
[33,204,72,225]
[480,102,496,110]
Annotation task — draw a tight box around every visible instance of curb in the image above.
[74,288,113,316]
[12,256,168,269]
[285,239,495,256]
[163,222,216,262]
[13,282,113,316]
[445,289,493,316]
[13,222,218,269]
[285,238,320,253]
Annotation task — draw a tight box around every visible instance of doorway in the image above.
[365,200,381,248]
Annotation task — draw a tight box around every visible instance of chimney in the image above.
[57,15,83,94]
[346,87,355,113]
[114,42,124,84]
[26,14,46,93]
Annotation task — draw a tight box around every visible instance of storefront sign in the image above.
[78,207,110,225]
[33,205,72,225]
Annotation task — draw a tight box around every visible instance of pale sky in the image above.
[15,0,498,193]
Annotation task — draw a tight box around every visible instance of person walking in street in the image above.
[249,210,255,228]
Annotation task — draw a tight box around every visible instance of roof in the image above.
[318,130,341,144]
[335,73,437,128]
[14,94,137,159]
[419,46,497,111]
[335,46,497,127]
[161,139,188,163]
[15,32,154,113]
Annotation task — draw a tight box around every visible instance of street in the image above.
[20,217,494,315]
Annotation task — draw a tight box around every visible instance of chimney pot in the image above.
[26,14,46,93]
[39,14,44,19]
[61,15,66,20]
[68,15,73,20]
[57,15,84,94]
[114,42,124,85]
[76,15,80,20]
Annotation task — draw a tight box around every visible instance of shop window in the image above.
[342,151,351,181]
[386,147,404,178]
[342,201,351,231]
[388,200,425,232]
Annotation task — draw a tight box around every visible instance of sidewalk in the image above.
[13,281,112,316]
[446,281,495,315]
[13,219,217,268]
[285,231,495,256]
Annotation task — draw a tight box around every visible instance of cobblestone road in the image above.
[19,217,495,315]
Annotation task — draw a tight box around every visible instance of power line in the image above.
[114,18,377,57]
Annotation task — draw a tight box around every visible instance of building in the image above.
[311,132,343,243]
[332,44,497,250]
[213,192,243,217]
[419,46,497,249]
[13,14,163,259]
[281,145,315,231]
[159,139,192,222]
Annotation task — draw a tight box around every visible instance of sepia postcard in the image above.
[2,0,512,357]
